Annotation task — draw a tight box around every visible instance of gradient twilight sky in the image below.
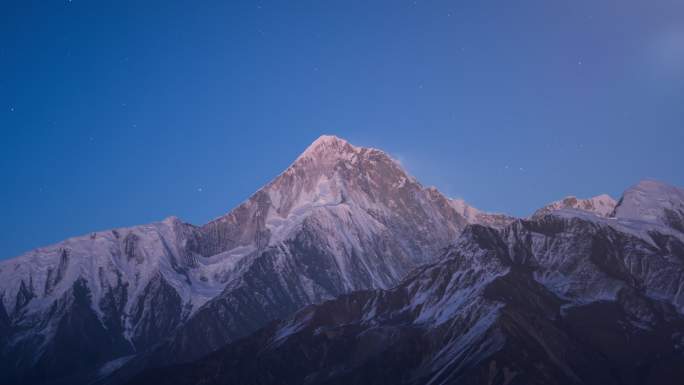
[1,0,683,259]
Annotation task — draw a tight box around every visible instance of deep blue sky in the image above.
[2,0,683,259]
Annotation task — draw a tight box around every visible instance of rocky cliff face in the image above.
[128,188,684,385]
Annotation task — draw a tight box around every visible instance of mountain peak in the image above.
[532,193,617,219]
[620,179,684,205]
[295,135,356,163]
[631,179,678,192]
[310,134,347,147]
[612,179,684,225]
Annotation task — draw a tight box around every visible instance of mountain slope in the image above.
[1,135,503,385]
[132,135,480,363]
[0,216,207,384]
[129,196,684,385]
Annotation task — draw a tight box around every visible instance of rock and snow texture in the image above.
[130,212,684,385]
[532,193,617,219]
[0,135,490,384]
[0,217,212,384]
[137,135,495,363]
[0,216,214,324]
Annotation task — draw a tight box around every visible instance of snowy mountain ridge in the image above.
[531,193,617,219]
[128,178,684,385]
[445,194,516,229]
[1,135,683,385]
[0,135,506,384]
[128,207,684,385]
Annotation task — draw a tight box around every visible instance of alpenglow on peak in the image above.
[295,135,357,163]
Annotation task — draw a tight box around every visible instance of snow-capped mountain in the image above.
[129,183,684,385]
[531,194,617,219]
[137,135,486,365]
[0,217,206,384]
[612,180,684,232]
[3,134,683,385]
[0,135,504,385]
